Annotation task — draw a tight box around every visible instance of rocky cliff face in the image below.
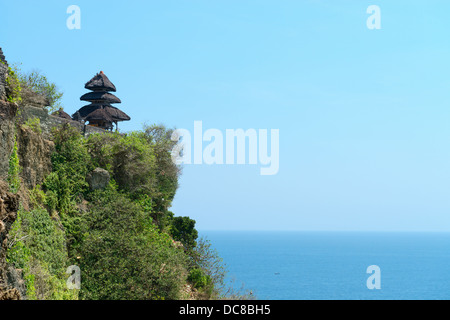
[0,48,55,299]
[0,48,20,299]
[17,126,54,189]
[0,48,7,101]
[0,180,20,300]
[0,99,17,179]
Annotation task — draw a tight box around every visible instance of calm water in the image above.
[200,231,450,300]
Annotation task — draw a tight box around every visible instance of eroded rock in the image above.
[86,168,110,190]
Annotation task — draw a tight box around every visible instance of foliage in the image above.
[6,207,78,300]
[42,124,92,260]
[4,119,241,300]
[143,125,180,229]
[29,184,46,210]
[23,117,42,134]
[170,216,198,250]
[189,237,227,299]
[2,61,22,103]
[16,67,63,113]
[44,124,91,215]
[7,138,21,193]
[78,189,188,300]
[86,124,181,230]
[188,268,211,290]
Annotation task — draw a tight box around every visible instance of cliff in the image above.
[0,47,240,301]
[0,180,20,299]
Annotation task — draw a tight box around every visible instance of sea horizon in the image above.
[200,230,450,300]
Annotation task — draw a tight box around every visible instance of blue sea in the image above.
[200,231,450,300]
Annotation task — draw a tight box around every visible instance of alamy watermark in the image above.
[367,5,381,30]
[171,121,280,176]
[67,5,81,30]
[66,265,81,290]
[366,265,381,290]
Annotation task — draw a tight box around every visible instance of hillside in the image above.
[0,49,243,300]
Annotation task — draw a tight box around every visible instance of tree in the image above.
[78,189,189,300]
[170,216,198,250]
[16,66,63,113]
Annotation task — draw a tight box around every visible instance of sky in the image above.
[2,0,450,231]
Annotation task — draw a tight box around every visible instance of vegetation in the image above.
[16,67,63,113]
[7,138,20,194]
[6,207,78,300]
[2,61,22,104]
[5,120,250,300]
[23,117,42,134]
[170,216,198,250]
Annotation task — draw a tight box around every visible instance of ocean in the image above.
[200,231,450,300]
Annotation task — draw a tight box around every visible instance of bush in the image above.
[7,138,21,194]
[23,117,42,134]
[78,189,189,300]
[170,216,198,250]
[17,67,63,113]
[86,124,181,230]
[44,124,91,215]
[2,61,22,104]
[188,268,211,290]
[7,207,77,300]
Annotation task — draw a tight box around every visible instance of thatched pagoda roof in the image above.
[74,104,131,122]
[84,108,114,122]
[52,108,72,120]
[85,71,116,92]
[103,105,130,121]
[80,91,121,104]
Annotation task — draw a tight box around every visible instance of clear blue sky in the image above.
[2,0,450,231]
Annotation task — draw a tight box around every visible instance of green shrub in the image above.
[16,67,63,113]
[44,124,91,215]
[7,207,77,300]
[188,268,211,290]
[86,125,180,230]
[78,189,189,300]
[170,216,198,250]
[29,184,46,210]
[7,138,21,193]
[23,117,42,134]
[2,61,22,104]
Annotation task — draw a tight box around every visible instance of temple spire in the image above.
[73,71,130,131]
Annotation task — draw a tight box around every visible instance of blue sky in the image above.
[2,0,450,231]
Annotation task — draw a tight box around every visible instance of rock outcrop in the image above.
[0,48,8,101]
[0,100,18,179]
[17,126,54,189]
[86,168,110,190]
[0,180,20,300]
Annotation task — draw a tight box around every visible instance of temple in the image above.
[73,71,130,131]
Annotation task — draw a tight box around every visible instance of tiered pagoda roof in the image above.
[73,71,130,130]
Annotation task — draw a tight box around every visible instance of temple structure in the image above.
[52,108,72,120]
[73,71,130,131]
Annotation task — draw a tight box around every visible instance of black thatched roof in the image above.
[73,104,131,122]
[52,108,72,120]
[84,108,114,122]
[103,105,131,121]
[85,71,116,92]
[80,91,121,104]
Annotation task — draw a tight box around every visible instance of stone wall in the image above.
[19,104,107,138]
